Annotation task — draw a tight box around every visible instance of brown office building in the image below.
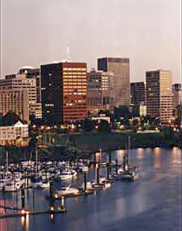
[98,57,130,107]
[41,62,87,124]
[87,70,114,113]
[0,89,29,122]
[146,70,173,123]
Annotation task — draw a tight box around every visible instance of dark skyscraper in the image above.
[131,82,145,105]
[98,57,130,107]
[41,62,87,124]
[172,83,182,109]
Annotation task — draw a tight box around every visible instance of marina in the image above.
[0,147,181,231]
[0,146,138,217]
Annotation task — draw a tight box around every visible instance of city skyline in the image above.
[1,0,181,83]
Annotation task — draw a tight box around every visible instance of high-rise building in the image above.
[98,57,130,107]
[19,67,41,103]
[0,72,42,119]
[87,69,114,113]
[130,82,146,116]
[41,62,87,124]
[146,70,173,123]
[172,83,182,109]
[131,82,145,105]
[0,89,29,122]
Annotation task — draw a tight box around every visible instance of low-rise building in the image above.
[0,120,29,146]
[91,114,111,124]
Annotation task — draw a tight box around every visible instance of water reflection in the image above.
[172,147,181,164]
[137,148,144,159]
[21,214,30,231]
[153,147,161,168]
[116,149,125,163]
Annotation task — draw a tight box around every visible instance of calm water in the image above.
[0,147,181,231]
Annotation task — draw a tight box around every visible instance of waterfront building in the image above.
[41,62,87,124]
[91,114,111,124]
[0,89,29,122]
[146,70,173,123]
[87,69,114,113]
[98,57,130,107]
[0,120,29,146]
[0,70,42,119]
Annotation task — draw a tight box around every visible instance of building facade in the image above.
[0,89,29,122]
[87,69,114,113]
[19,67,41,103]
[131,82,145,105]
[41,62,87,124]
[0,121,29,146]
[172,83,182,109]
[146,70,173,123]
[98,57,130,107]
[130,82,146,116]
[0,72,42,119]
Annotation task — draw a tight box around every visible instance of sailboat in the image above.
[117,136,139,181]
[0,151,25,192]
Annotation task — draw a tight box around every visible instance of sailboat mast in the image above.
[6,150,9,171]
[35,149,38,173]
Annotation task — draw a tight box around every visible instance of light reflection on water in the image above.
[0,147,181,231]
[153,147,162,168]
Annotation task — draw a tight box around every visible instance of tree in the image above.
[99,120,111,132]
[162,127,173,139]
[1,111,22,126]
[81,119,95,132]
[114,106,131,120]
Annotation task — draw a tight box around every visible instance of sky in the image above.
[1,0,181,83]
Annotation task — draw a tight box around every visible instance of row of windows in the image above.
[63,78,86,81]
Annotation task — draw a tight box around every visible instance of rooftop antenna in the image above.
[66,44,71,61]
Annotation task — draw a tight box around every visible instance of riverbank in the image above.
[56,131,178,152]
[0,131,181,164]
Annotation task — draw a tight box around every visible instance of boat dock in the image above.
[0,208,66,219]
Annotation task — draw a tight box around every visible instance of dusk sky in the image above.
[1,0,181,83]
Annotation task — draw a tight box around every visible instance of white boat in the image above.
[81,181,93,190]
[37,180,50,189]
[55,186,79,197]
[118,167,125,174]
[99,177,107,184]
[42,172,51,180]
[120,170,139,181]
[33,181,42,188]
[4,179,23,192]
[0,178,9,191]
[91,182,101,189]
[104,182,111,189]
[57,170,77,181]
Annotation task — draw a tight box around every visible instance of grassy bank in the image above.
[0,131,179,165]
[67,132,175,152]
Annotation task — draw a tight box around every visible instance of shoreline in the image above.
[0,132,181,164]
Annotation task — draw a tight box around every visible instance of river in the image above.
[0,147,181,231]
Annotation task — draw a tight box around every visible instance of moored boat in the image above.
[55,186,79,197]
